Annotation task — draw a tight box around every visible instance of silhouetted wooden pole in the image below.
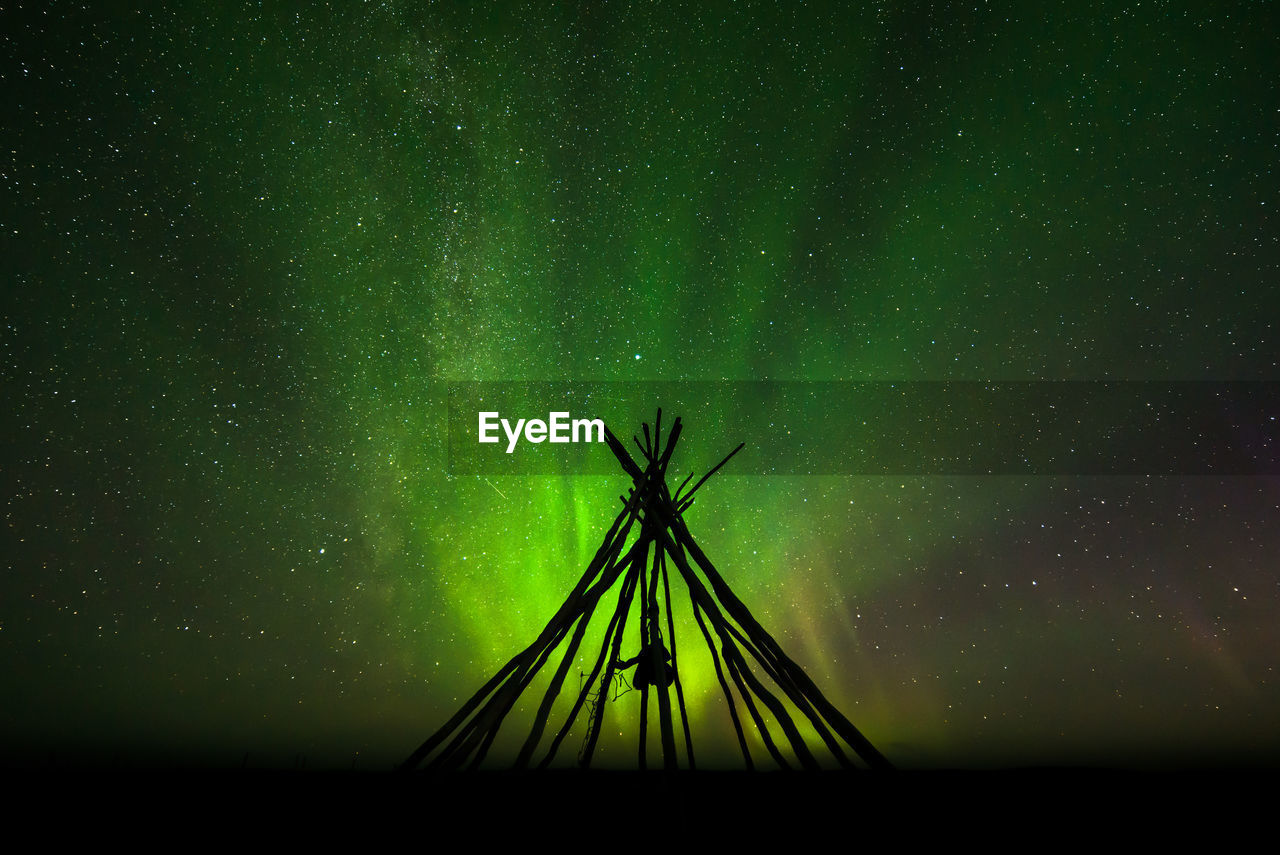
[659,548,696,769]
[664,480,856,768]
[644,521,678,770]
[691,577,853,769]
[434,514,646,770]
[538,556,639,769]
[666,511,893,770]
[637,545,650,770]
[675,441,744,511]
[579,549,642,768]
[689,596,751,769]
[514,536,644,768]
[402,492,640,770]
[721,637,791,769]
[657,531,818,769]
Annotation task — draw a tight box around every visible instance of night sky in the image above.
[3,1,1278,771]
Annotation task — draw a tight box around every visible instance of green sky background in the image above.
[3,1,1277,768]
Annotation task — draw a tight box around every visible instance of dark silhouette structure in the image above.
[402,412,892,771]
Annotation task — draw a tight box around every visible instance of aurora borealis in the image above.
[3,1,1278,771]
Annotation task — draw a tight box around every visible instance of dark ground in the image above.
[8,765,1271,841]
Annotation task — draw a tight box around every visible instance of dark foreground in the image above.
[7,766,1271,838]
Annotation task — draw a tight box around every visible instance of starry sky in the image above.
[3,1,1278,770]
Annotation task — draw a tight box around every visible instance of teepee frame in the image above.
[402,412,891,771]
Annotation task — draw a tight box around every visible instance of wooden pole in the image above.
[658,533,819,770]
[513,537,643,768]
[637,541,650,770]
[401,491,639,770]
[721,636,791,769]
[711,602,854,769]
[646,521,678,770]
[430,511,643,770]
[666,511,893,770]
[579,552,641,768]
[676,441,745,509]
[660,548,696,769]
[689,596,751,769]
[538,554,639,769]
